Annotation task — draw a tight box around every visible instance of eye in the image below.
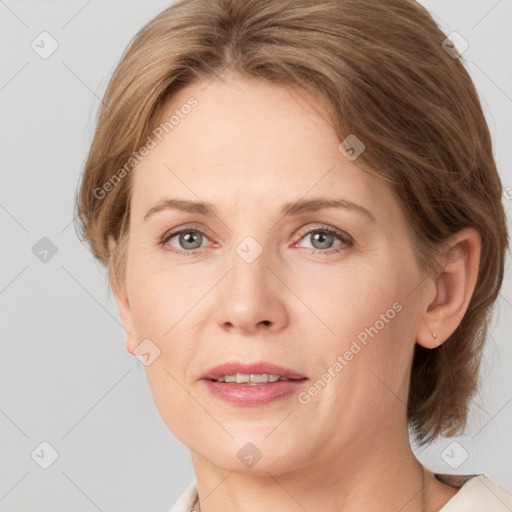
[159,224,354,256]
[160,224,210,255]
[295,226,353,255]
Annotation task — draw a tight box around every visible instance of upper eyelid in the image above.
[296,224,351,238]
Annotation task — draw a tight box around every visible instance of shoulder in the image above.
[437,473,512,511]
[168,479,198,512]
[167,475,512,511]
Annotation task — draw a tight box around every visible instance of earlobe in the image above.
[107,235,138,355]
[416,228,481,350]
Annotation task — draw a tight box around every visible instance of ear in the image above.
[108,235,138,355]
[416,227,481,349]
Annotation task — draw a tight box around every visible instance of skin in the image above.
[111,75,481,512]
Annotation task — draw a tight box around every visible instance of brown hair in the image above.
[75,0,509,445]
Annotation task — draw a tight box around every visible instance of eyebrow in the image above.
[143,199,218,221]
[281,198,376,222]
[143,197,376,223]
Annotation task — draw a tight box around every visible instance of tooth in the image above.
[249,374,268,383]
[236,373,250,383]
[215,373,291,384]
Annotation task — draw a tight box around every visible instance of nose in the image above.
[214,246,289,335]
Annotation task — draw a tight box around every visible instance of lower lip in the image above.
[202,379,309,406]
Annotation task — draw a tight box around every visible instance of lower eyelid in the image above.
[296,237,352,253]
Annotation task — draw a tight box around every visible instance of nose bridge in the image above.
[214,233,289,333]
[227,236,271,308]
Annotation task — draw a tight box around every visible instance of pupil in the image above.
[181,231,201,249]
[313,231,332,249]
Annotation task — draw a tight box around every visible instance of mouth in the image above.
[201,361,307,383]
[209,373,300,384]
[200,362,308,405]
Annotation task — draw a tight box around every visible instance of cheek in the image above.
[127,255,192,340]
[126,257,203,384]
[126,263,199,437]
[305,257,420,372]
[298,262,400,334]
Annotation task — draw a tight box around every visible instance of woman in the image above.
[75,0,512,510]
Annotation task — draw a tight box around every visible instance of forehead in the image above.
[130,77,397,222]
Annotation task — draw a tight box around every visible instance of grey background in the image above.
[1,1,511,511]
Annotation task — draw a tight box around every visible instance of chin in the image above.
[191,434,306,476]
[211,452,298,476]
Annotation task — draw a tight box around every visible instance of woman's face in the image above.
[116,76,431,474]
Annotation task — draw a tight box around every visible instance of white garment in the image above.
[168,473,512,512]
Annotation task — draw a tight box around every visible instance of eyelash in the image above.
[159,223,354,256]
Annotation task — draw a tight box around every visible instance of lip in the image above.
[201,361,307,381]
[200,361,308,406]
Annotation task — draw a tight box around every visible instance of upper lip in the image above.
[201,362,307,381]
